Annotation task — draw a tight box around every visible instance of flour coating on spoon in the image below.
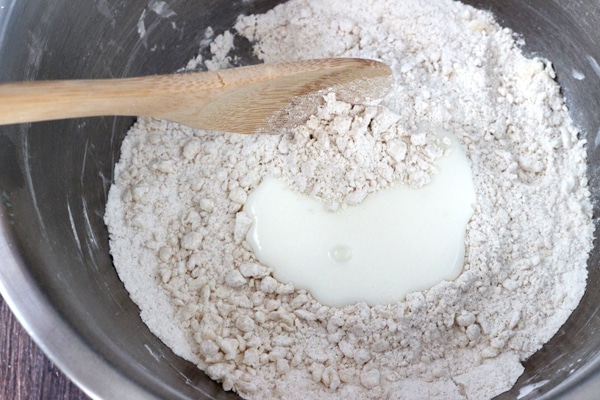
[104,0,593,399]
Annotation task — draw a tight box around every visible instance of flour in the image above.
[270,92,450,209]
[104,0,594,399]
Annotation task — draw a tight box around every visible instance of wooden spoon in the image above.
[0,58,392,134]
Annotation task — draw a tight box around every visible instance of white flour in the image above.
[104,0,594,399]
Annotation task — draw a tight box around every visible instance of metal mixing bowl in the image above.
[0,1,599,399]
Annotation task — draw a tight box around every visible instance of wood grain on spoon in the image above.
[0,58,392,134]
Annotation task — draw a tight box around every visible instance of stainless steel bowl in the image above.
[0,1,599,399]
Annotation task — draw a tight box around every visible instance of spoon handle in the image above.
[0,72,223,125]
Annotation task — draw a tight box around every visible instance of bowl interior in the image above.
[0,0,599,399]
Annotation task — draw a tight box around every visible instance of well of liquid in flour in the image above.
[244,131,476,307]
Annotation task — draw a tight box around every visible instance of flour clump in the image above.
[104,0,594,399]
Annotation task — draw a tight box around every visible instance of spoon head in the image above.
[162,58,393,134]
